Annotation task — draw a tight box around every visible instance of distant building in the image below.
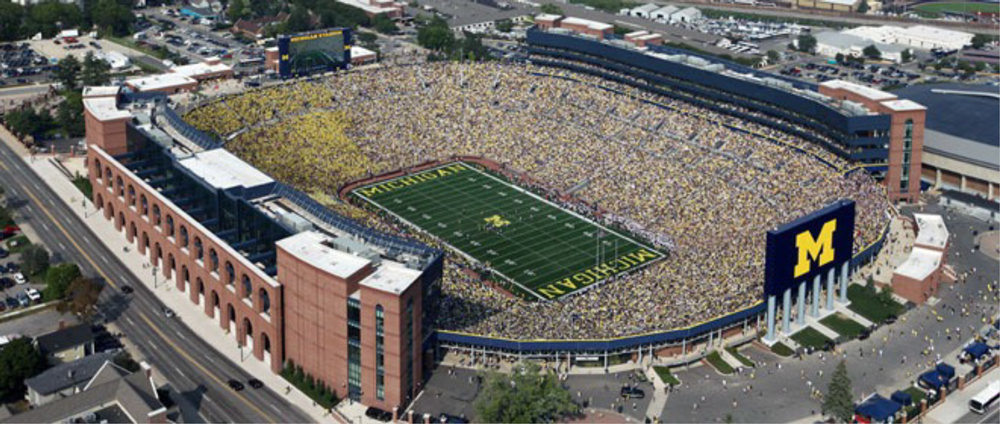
[668,7,701,23]
[844,25,974,51]
[333,0,405,18]
[892,214,950,304]
[624,30,663,47]
[25,351,117,407]
[35,325,94,365]
[629,4,660,18]
[351,45,378,66]
[1,361,169,424]
[534,14,613,40]
[651,5,679,21]
[814,31,909,62]
[230,13,290,39]
[795,0,861,12]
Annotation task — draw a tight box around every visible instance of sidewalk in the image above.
[926,366,999,423]
[19,152,335,424]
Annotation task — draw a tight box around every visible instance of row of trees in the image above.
[416,16,495,62]
[0,0,135,41]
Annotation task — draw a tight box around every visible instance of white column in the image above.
[826,268,835,310]
[839,262,849,303]
[782,288,792,334]
[797,281,806,325]
[765,295,776,343]
[811,275,821,317]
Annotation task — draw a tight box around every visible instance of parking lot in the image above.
[0,248,46,314]
[0,43,55,88]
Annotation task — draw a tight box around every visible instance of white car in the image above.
[13,272,26,285]
[25,288,40,302]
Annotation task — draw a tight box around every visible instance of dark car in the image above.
[365,407,393,422]
[248,378,264,389]
[439,414,469,423]
[884,315,898,325]
[0,277,13,289]
[0,247,8,258]
[5,263,19,273]
[620,386,645,399]
[858,329,872,341]
[227,379,244,391]
[121,285,134,294]
[5,296,19,309]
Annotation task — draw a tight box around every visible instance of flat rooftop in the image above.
[560,17,613,31]
[895,247,942,281]
[361,260,421,294]
[84,97,132,122]
[126,73,197,92]
[170,61,233,78]
[276,231,371,280]
[913,214,948,250]
[880,99,926,112]
[821,80,897,102]
[176,149,274,191]
[892,83,1000,149]
[83,86,121,97]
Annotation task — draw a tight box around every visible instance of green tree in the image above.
[796,34,817,53]
[877,286,895,307]
[474,362,577,423]
[356,31,377,44]
[822,360,854,423]
[24,1,83,38]
[970,34,993,49]
[113,351,141,372]
[56,55,82,92]
[862,44,881,59]
[59,277,103,320]
[0,338,46,402]
[57,92,86,137]
[373,14,397,34]
[900,49,912,63]
[227,0,248,22]
[416,16,455,52]
[975,61,986,72]
[286,5,312,32]
[44,263,81,301]
[539,3,562,14]
[0,1,24,42]
[496,19,514,33]
[81,51,111,87]
[856,0,869,13]
[766,49,780,64]
[20,245,50,276]
[835,53,845,64]
[92,0,134,37]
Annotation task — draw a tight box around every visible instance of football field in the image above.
[351,162,664,300]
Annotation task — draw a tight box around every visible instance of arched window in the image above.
[242,275,252,300]
[226,262,236,285]
[209,249,219,273]
[128,185,136,207]
[116,176,124,197]
[194,237,204,261]
[166,215,175,237]
[259,288,270,314]
[153,205,161,227]
[140,195,148,216]
[180,226,188,247]
[105,168,112,184]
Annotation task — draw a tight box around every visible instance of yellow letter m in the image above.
[794,219,837,278]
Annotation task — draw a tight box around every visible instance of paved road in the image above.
[957,406,999,424]
[0,84,51,98]
[0,142,313,423]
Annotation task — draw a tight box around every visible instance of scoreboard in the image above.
[764,200,855,297]
[277,28,352,78]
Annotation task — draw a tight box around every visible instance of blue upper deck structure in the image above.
[525,27,892,167]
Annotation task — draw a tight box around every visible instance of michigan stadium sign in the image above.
[764,200,855,297]
[278,28,351,78]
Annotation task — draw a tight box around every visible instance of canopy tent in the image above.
[855,394,902,423]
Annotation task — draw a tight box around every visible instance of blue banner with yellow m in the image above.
[764,200,855,297]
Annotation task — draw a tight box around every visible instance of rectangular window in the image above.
[375,306,385,400]
[347,299,362,401]
[404,298,414,399]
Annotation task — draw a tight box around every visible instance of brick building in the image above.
[891,213,950,304]
[82,88,440,411]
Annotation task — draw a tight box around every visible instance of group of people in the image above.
[184,62,892,340]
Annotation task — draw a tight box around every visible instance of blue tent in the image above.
[891,390,913,407]
[855,394,902,423]
[919,370,947,390]
[964,342,990,359]
[936,363,955,380]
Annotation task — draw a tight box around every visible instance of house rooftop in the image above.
[35,325,93,355]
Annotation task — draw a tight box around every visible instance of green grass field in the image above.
[914,2,999,15]
[352,162,664,301]
[706,351,735,374]
[791,327,832,350]
[847,285,905,323]
[820,313,867,339]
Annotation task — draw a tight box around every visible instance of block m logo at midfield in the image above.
[794,219,837,278]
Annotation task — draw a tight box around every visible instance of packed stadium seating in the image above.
[184,62,892,340]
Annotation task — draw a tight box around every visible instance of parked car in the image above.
[227,379,244,391]
[365,407,393,422]
[24,288,40,303]
[162,307,175,318]
[620,386,645,399]
[248,378,264,389]
[0,277,13,289]
[121,285,134,294]
[13,272,26,285]
[0,247,8,258]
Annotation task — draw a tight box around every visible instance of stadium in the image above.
[180,45,897,350]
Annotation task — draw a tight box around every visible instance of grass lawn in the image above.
[706,351,735,375]
[915,2,999,14]
[5,235,31,253]
[352,162,664,301]
[903,387,927,417]
[791,327,832,350]
[847,285,905,323]
[771,342,794,357]
[820,313,867,339]
[72,175,92,201]
[654,366,680,386]
[726,346,755,367]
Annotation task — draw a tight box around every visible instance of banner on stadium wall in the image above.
[277,28,352,78]
[763,199,855,298]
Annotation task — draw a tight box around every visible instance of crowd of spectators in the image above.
[184,62,892,340]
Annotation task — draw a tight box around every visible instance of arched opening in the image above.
[105,167,112,184]
[226,262,236,286]
[194,237,203,262]
[210,289,219,318]
[153,205,161,227]
[227,304,236,334]
[242,275,252,301]
[243,318,254,350]
[116,176,124,197]
[259,288,271,315]
[140,195,148,216]
[129,222,137,243]
[127,185,136,207]
[166,215,175,238]
[179,226,188,248]
[167,254,176,281]
[95,193,104,211]
[141,231,149,254]
[117,212,125,231]
[196,277,204,306]
[209,249,219,274]
[153,242,162,268]
[261,332,271,363]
